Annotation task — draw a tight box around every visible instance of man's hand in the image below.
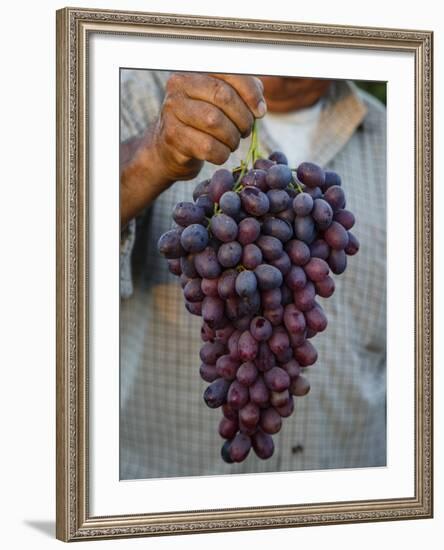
[120,73,266,226]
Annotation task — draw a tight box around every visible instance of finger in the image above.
[168,73,254,137]
[172,97,241,152]
[163,113,232,166]
[211,74,267,119]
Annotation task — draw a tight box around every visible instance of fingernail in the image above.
[256,99,267,118]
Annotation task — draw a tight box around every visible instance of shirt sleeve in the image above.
[119,70,167,299]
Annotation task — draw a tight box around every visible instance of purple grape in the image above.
[215,325,235,345]
[183,278,204,302]
[216,354,240,380]
[328,248,347,274]
[293,340,318,366]
[167,258,182,276]
[255,341,276,372]
[268,327,290,356]
[237,291,261,318]
[180,223,209,253]
[254,264,283,290]
[290,375,311,396]
[285,239,310,266]
[261,288,282,309]
[309,239,330,260]
[208,169,235,203]
[282,359,301,379]
[294,216,316,244]
[345,232,360,255]
[195,194,214,217]
[314,275,335,298]
[239,402,260,429]
[254,158,275,170]
[236,361,259,386]
[283,304,306,334]
[296,162,325,188]
[180,273,190,289]
[293,281,316,311]
[270,389,290,408]
[210,214,238,242]
[274,395,295,417]
[324,221,349,250]
[256,235,284,261]
[250,316,273,341]
[199,363,218,383]
[304,258,329,282]
[194,247,222,279]
[222,402,238,421]
[264,367,291,392]
[322,170,342,190]
[305,186,323,200]
[334,209,355,229]
[227,380,249,410]
[199,340,226,364]
[185,301,202,316]
[288,330,306,348]
[157,229,186,259]
[173,202,205,227]
[269,151,288,165]
[262,217,293,242]
[217,241,242,268]
[305,303,328,332]
[241,169,268,191]
[276,207,295,224]
[312,198,333,230]
[240,186,270,216]
[252,430,274,459]
[180,254,198,278]
[235,270,257,297]
[218,417,239,439]
[203,378,230,408]
[265,164,292,189]
[242,243,263,270]
[324,185,346,210]
[219,191,241,217]
[221,440,234,463]
[202,296,225,328]
[230,433,252,462]
[292,192,313,216]
[238,217,261,245]
[260,407,282,434]
[238,330,258,361]
[284,265,307,291]
[267,189,290,213]
[281,283,293,306]
[249,377,270,406]
[263,305,284,326]
[233,315,253,331]
[217,269,237,299]
[270,251,292,276]
[193,179,211,201]
[201,277,219,297]
[227,330,242,360]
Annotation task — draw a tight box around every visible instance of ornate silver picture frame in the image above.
[56,7,433,542]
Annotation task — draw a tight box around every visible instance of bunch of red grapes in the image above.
[158,145,359,464]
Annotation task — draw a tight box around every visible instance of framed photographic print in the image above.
[56,7,433,542]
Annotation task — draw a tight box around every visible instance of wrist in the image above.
[120,133,174,225]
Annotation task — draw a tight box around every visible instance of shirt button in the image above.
[291,443,304,454]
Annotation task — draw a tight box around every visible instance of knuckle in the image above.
[204,107,221,129]
[200,137,215,157]
[166,72,184,92]
[212,80,233,106]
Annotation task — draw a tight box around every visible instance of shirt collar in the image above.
[258,80,368,168]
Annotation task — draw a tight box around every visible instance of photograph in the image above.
[119,70,387,480]
[55,7,433,541]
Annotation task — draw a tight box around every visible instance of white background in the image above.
[0,0,442,548]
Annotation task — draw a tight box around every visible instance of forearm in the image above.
[120,131,173,226]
